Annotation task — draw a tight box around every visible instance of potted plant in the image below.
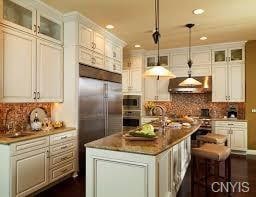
[144,101,156,116]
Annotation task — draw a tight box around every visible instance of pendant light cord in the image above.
[189,27,191,64]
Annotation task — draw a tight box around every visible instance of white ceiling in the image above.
[42,0,256,50]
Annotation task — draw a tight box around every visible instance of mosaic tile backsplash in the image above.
[153,94,245,119]
[0,103,52,130]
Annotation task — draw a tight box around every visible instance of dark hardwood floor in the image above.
[37,155,256,197]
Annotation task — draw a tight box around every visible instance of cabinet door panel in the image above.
[230,129,246,151]
[122,69,129,92]
[79,25,93,50]
[113,45,122,62]
[192,50,211,65]
[37,40,63,102]
[1,28,36,102]
[130,69,142,92]
[212,49,227,64]
[2,0,37,35]
[157,79,170,101]
[105,40,113,58]
[144,77,157,101]
[79,47,93,65]
[171,52,187,68]
[93,52,104,69]
[130,55,142,68]
[229,47,244,63]
[11,147,49,197]
[37,12,63,44]
[229,64,245,102]
[93,32,105,55]
[212,64,228,102]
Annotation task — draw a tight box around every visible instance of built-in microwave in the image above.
[123,95,141,110]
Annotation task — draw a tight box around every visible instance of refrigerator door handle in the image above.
[104,83,108,98]
[104,83,108,136]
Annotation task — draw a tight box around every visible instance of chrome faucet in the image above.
[152,105,166,129]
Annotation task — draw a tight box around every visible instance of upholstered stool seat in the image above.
[191,143,231,195]
[192,143,231,161]
[197,133,228,146]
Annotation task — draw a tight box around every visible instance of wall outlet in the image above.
[252,109,256,113]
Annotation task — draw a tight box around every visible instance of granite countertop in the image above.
[0,127,76,145]
[85,122,201,156]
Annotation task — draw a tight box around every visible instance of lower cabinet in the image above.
[11,148,49,197]
[0,130,77,197]
[213,121,247,152]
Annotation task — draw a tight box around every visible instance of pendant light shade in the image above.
[179,77,202,86]
[179,24,202,86]
[144,66,176,77]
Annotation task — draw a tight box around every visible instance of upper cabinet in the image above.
[145,54,169,68]
[37,12,63,44]
[212,44,245,102]
[79,24,105,55]
[170,47,212,77]
[1,0,36,34]
[105,39,122,62]
[1,0,63,44]
[144,78,170,101]
[122,55,143,93]
[0,0,64,103]
[212,46,244,64]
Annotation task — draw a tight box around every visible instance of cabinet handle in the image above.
[113,52,116,58]
[61,145,68,149]
[46,150,49,158]
[33,92,37,100]
[37,26,40,34]
[113,64,116,70]
[91,42,94,49]
[94,43,96,49]
[37,92,40,99]
[34,25,37,34]
[61,136,68,140]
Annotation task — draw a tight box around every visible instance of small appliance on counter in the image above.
[227,105,238,119]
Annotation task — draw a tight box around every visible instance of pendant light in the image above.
[145,0,176,79]
[179,24,202,86]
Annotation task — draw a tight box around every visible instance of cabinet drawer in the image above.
[50,130,77,145]
[50,140,76,156]
[214,121,247,128]
[50,149,76,168]
[10,136,49,156]
[49,160,75,183]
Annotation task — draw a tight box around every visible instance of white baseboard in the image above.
[246,149,256,155]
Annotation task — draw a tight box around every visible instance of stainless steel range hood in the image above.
[168,76,212,93]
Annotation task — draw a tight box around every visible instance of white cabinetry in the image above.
[144,78,170,101]
[37,39,63,102]
[0,130,78,197]
[0,0,64,103]
[79,24,105,55]
[11,147,49,197]
[122,55,142,93]
[1,0,63,44]
[170,47,211,77]
[213,121,247,152]
[0,27,36,102]
[212,44,245,102]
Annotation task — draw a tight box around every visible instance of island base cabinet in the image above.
[86,148,157,197]
[11,147,49,197]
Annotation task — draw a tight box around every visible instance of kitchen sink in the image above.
[0,132,35,138]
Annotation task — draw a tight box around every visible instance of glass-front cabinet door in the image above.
[213,49,227,63]
[37,13,63,44]
[2,0,36,34]
[146,55,169,68]
[229,48,243,63]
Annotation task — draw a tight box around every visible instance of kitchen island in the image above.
[85,122,201,197]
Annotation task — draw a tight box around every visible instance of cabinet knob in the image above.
[37,26,40,34]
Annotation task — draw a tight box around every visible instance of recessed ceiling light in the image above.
[134,44,141,48]
[200,36,208,40]
[106,25,114,29]
[193,9,205,15]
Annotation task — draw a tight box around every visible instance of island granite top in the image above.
[85,122,201,156]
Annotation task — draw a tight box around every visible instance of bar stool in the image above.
[197,133,228,147]
[191,143,231,195]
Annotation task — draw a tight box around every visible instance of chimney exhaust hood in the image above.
[168,76,212,93]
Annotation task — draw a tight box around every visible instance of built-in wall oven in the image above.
[123,95,141,110]
[123,111,141,131]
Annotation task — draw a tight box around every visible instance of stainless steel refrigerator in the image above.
[79,65,122,172]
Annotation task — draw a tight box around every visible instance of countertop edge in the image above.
[0,127,77,145]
